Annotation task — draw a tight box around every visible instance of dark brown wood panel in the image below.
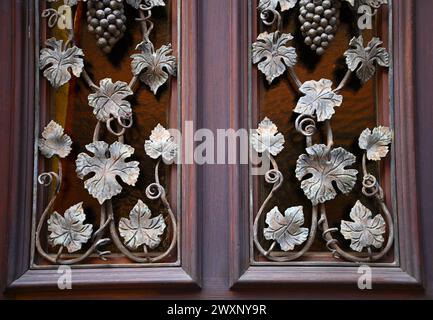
[1,0,433,299]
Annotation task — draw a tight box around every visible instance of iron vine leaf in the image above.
[344,36,390,83]
[65,0,77,5]
[252,31,297,84]
[47,202,93,253]
[126,0,166,9]
[118,200,166,250]
[38,121,73,159]
[258,0,298,12]
[360,0,388,9]
[340,201,386,252]
[294,79,343,122]
[76,141,140,205]
[39,38,84,89]
[46,0,78,6]
[264,206,309,252]
[131,43,177,95]
[342,0,355,6]
[88,78,133,122]
[295,144,358,205]
[144,124,178,163]
[125,0,143,8]
[342,0,388,8]
[359,126,393,161]
[251,118,285,156]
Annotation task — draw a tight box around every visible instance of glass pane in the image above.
[34,0,179,266]
[251,0,393,264]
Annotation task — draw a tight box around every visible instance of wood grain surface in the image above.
[0,0,432,299]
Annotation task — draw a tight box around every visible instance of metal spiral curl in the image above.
[38,172,58,186]
[264,168,283,188]
[94,238,112,261]
[260,9,282,29]
[363,8,379,17]
[318,215,341,259]
[137,18,154,38]
[90,213,113,261]
[106,116,133,137]
[106,118,125,136]
[367,1,382,10]
[146,182,165,200]
[42,8,60,28]
[117,115,133,129]
[139,1,159,12]
[362,174,384,200]
[136,7,155,40]
[295,114,317,137]
[136,9,152,21]
[38,172,61,193]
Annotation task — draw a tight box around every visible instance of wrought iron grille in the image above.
[33,0,179,266]
[250,0,395,263]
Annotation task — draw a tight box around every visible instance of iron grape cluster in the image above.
[299,0,341,56]
[86,0,127,54]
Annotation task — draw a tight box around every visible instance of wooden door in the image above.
[0,0,432,299]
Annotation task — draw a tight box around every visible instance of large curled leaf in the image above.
[131,43,177,94]
[264,206,309,252]
[144,124,178,163]
[251,117,285,156]
[47,202,93,253]
[341,201,386,252]
[88,78,133,122]
[119,200,166,250]
[359,126,393,161]
[258,0,298,12]
[252,31,297,84]
[296,144,358,205]
[39,38,84,89]
[76,141,140,204]
[294,79,343,122]
[344,36,389,83]
[38,121,72,158]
